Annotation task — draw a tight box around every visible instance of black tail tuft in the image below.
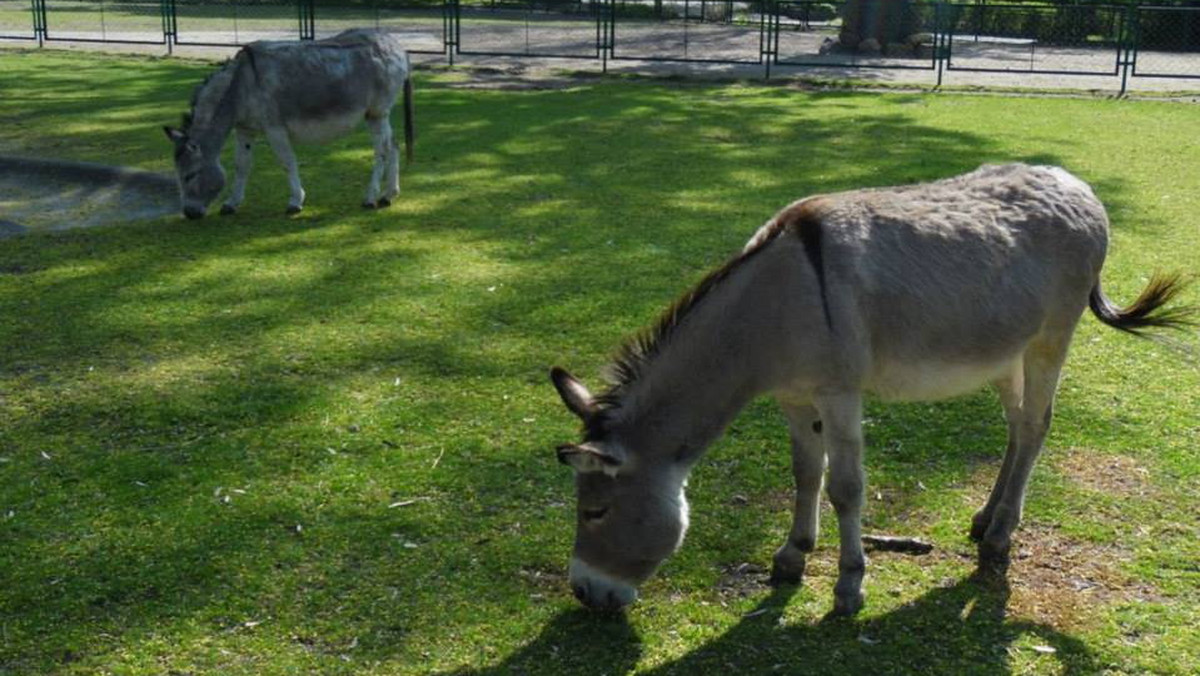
[1089,273,1196,337]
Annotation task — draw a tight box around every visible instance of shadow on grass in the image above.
[647,571,1098,675]
[442,608,643,676]
[3,58,1169,672]
[449,572,1098,676]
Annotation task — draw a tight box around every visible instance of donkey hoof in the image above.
[831,590,865,617]
[285,205,303,216]
[977,539,1011,573]
[362,200,379,210]
[377,197,391,208]
[770,549,806,586]
[219,204,237,216]
[768,566,803,587]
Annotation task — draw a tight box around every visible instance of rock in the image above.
[819,37,838,55]
[886,42,913,57]
[858,38,882,54]
[908,32,935,47]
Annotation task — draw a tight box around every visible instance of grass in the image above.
[1,49,1198,675]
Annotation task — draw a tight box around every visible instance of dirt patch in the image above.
[424,63,584,91]
[1053,448,1154,498]
[1004,524,1161,629]
[0,154,177,235]
[518,564,568,592]
[715,562,773,599]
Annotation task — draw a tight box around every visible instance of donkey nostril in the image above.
[573,585,586,602]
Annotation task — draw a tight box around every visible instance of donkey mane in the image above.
[590,218,798,431]
[182,49,251,133]
[589,199,835,436]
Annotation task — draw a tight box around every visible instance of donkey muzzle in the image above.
[568,557,638,611]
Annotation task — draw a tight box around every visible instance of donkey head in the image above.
[551,367,689,611]
[163,126,226,220]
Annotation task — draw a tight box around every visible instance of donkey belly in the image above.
[866,356,1020,403]
[286,110,364,144]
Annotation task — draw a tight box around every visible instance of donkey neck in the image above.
[603,241,797,469]
[188,58,245,156]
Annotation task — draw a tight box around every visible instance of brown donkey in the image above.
[550,164,1193,615]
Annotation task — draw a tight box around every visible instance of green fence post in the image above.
[446,0,453,66]
[762,0,775,81]
[32,0,45,46]
[935,1,948,88]
[1119,4,1137,96]
[298,0,315,40]
[160,0,174,54]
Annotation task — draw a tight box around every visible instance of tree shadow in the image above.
[3,56,1187,673]
[439,608,643,676]
[441,568,1097,675]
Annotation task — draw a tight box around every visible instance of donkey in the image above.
[550,164,1193,615]
[163,29,414,219]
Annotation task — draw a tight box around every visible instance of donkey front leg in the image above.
[221,129,254,215]
[363,116,395,209]
[770,401,825,585]
[816,393,867,616]
[263,128,305,214]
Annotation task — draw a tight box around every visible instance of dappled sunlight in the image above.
[2,50,1198,674]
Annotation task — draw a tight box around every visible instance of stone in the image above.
[858,38,882,54]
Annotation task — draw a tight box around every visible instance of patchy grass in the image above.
[1,50,1198,675]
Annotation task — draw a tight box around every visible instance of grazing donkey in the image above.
[163,29,414,219]
[550,164,1193,615]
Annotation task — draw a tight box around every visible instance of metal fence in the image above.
[4,0,1200,91]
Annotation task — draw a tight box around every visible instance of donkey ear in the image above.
[557,443,624,475]
[550,366,597,421]
[163,126,185,143]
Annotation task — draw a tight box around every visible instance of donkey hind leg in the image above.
[263,127,305,214]
[770,401,826,586]
[970,363,1024,542]
[978,335,1073,569]
[221,129,255,215]
[815,393,867,616]
[363,115,395,209]
[382,114,401,204]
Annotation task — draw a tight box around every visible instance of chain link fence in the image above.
[313,0,447,53]
[39,0,166,43]
[3,0,1199,91]
[1132,4,1200,78]
[773,1,940,70]
[455,0,604,59]
[172,0,302,46]
[608,0,767,64]
[943,2,1127,76]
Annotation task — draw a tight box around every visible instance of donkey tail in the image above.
[402,74,415,165]
[1089,273,1196,336]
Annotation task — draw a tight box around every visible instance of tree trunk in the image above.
[839,0,918,51]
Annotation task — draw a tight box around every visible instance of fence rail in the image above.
[3,0,1200,91]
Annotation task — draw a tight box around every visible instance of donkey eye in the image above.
[582,507,609,521]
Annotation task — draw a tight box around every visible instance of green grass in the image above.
[1,50,1198,675]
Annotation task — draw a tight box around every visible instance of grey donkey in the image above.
[549,164,1194,615]
[163,29,414,219]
